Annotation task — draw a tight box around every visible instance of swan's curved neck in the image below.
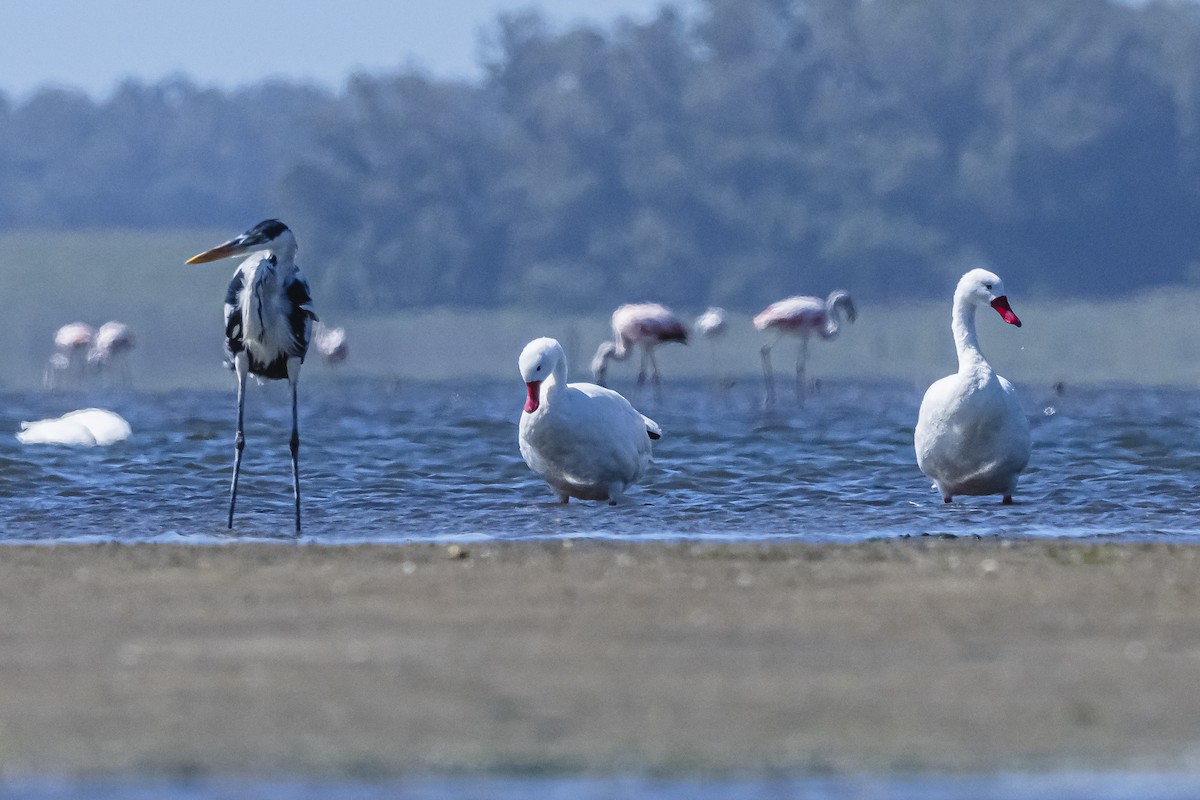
[952,297,988,372]
[544,352,570,399]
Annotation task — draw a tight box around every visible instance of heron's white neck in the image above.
[239,251,290,348]
[951,296,989,373]
[273,240,298,269]
[268,230,299,268]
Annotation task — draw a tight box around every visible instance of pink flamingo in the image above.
[88,321,136,384]
[694,307,727,340]
[590,303,688,398]
[753,291,856,403]
[313,323,348,365]
[45,322,95,389]
[694,307,731,389]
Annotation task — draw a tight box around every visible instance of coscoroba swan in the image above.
[914,269,1031,504]
[520,337,661,504]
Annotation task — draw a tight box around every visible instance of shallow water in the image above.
[6,773,1200,800]
[3,378,1199,544]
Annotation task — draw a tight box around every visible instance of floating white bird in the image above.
[186,219,317,532]
[590,303,688,398]
[520,337,661,504]
[17,408,131,446]
[753,291,856,403]
[914,269,1031,504]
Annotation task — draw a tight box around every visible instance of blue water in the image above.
[6,773,1200,799]
[3,377,1199,544]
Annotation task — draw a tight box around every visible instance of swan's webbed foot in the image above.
[943,496,953,504]
[1002,495,1014,505]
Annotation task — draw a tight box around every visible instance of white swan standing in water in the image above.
[914,269,1031,504]
[520,337,661,504]
[17,409,131,446]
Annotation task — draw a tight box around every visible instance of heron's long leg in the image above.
[288,366,302,534]
[229,354,249,529]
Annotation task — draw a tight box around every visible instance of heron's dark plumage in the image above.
[236,219,290,248]
[223,267,316,381]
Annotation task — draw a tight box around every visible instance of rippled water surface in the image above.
[8,772,1200,800]
[4,378,1199,544]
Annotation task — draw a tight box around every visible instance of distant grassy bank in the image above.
[0,229,1196,390]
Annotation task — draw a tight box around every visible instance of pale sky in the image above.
[0,0,685,99]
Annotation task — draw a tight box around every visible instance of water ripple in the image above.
[2,379,1200,543]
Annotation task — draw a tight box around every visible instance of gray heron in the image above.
[186,219,316,532]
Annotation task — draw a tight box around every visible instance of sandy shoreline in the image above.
[0,538,1197,778]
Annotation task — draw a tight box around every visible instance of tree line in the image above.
[3,0,1200,312]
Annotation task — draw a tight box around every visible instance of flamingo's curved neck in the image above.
[820,294,852,341]
[610,332,634,360]
[952,296,988,373]
[821,307,843,341]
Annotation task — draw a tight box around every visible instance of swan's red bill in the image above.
[990,296,1021,327]
[524,381,542,413]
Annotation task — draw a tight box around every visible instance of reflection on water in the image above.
[3,379,1200,543]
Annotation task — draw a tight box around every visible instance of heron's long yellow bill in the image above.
[185,241,243,265]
